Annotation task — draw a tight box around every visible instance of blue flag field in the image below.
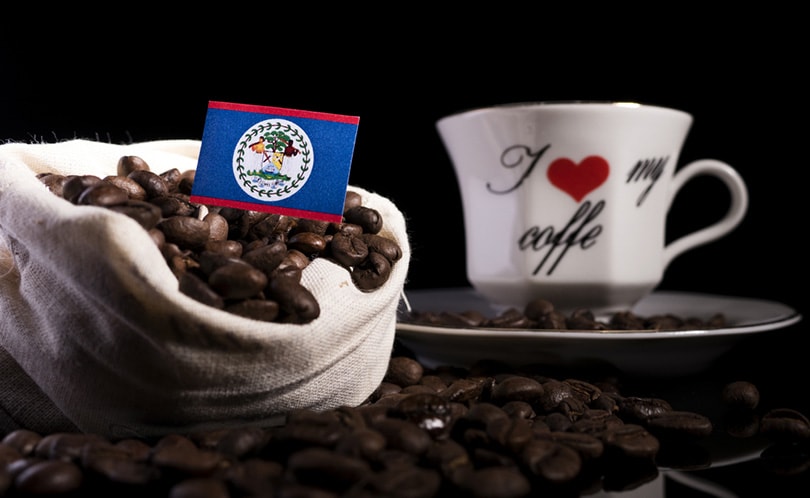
[191,101,360,223]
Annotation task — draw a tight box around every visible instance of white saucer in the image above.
[396,288,802,376]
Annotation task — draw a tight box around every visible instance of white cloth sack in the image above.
[0,139,410,439]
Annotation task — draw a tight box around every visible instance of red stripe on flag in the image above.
[207,101,360,125]
[190,195,343,223]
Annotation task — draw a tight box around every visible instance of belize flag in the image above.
[191,101,360,223]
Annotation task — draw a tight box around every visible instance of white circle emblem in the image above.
[232,119,313,201]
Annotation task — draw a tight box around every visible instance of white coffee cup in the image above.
[436,101,748,314]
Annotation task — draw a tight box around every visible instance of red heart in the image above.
[547,156,610,202]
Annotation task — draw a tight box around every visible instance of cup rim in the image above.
[437,100,692,122]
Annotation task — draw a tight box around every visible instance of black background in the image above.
[1,13,808,496]
[2,22,805,317]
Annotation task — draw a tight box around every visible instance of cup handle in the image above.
[663,159,749,269]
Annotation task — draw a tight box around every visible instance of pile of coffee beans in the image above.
[401,296,728,331]
[1,355,807,497]
[36,156,403,324]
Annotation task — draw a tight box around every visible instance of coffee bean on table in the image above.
[722,380,760,410]
[760,408,810,442]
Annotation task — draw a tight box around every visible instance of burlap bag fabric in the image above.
[0,139,410,439]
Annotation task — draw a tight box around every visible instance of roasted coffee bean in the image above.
[546,431,605,460]
[329,231,368,267]
[158,216,211,250]
[158,167,183,190]
[224,458,283,495]
[108,200,163,230]
[265,276,320,323]
[151,435,224,476]
[13,459,83,494]
[150,194,198,217]
[523,297,555,320]
[80,441,159,485]
[2,429,42,456]
[644,410,713,440]
[35,432,106,461]
[281,249,311,272]
[291,217,330,236]
[352,251,392,290]
[490,376,544,404]
[522,438,582,484]
[62,174,102,203]
[723,410,760,438]
[609,310,647,329]
[361,232,403,262]
[127,169,170,199]
[457,465,531,498]
[368,465,442,498]
[241,241,287,275]
[343,190,363,211]
[616,396,673,423]
[208,262,268,300]
[439,377,488,403]
[117,155,151,176]
[600,424,661,460]
[169,477,230,498]
[760,408,810,441]
[75,181,130,207]
[104,174,148,200]
[487,308,532,329]
[224,299,280,322]
[385,356,424,387]
[343,205,383,234]
[203,239,243,259]
[644,314,685,330]
[392,393,453,438]
[38,172,67,197]
[537,310,569,329]
[372,418,432,455]
[722,380,760,410]
[567,312,608,330]
[287,231,327,256]
[538,379,580,414]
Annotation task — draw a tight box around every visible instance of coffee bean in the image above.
[385,357,424,387]
[62,174,102,203]
[108,200,163,230]
[2,429,42,456]
[722,380,760,410]
[760,408,810,442]
[491,376,545,404]
[208,262,268,300]
[601,424,660,460]
[361,232,403,262]
[392,393,453,438]
[117,155,151,176]
[343,205,383,234]
[522,438,582,484]
[38,172,67,197]
[158,216,211,250]
[127,169,170,199]
[645,410,713,440]
[14,459,83,494]
[329,231,368,267]
[352,251,392,290]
